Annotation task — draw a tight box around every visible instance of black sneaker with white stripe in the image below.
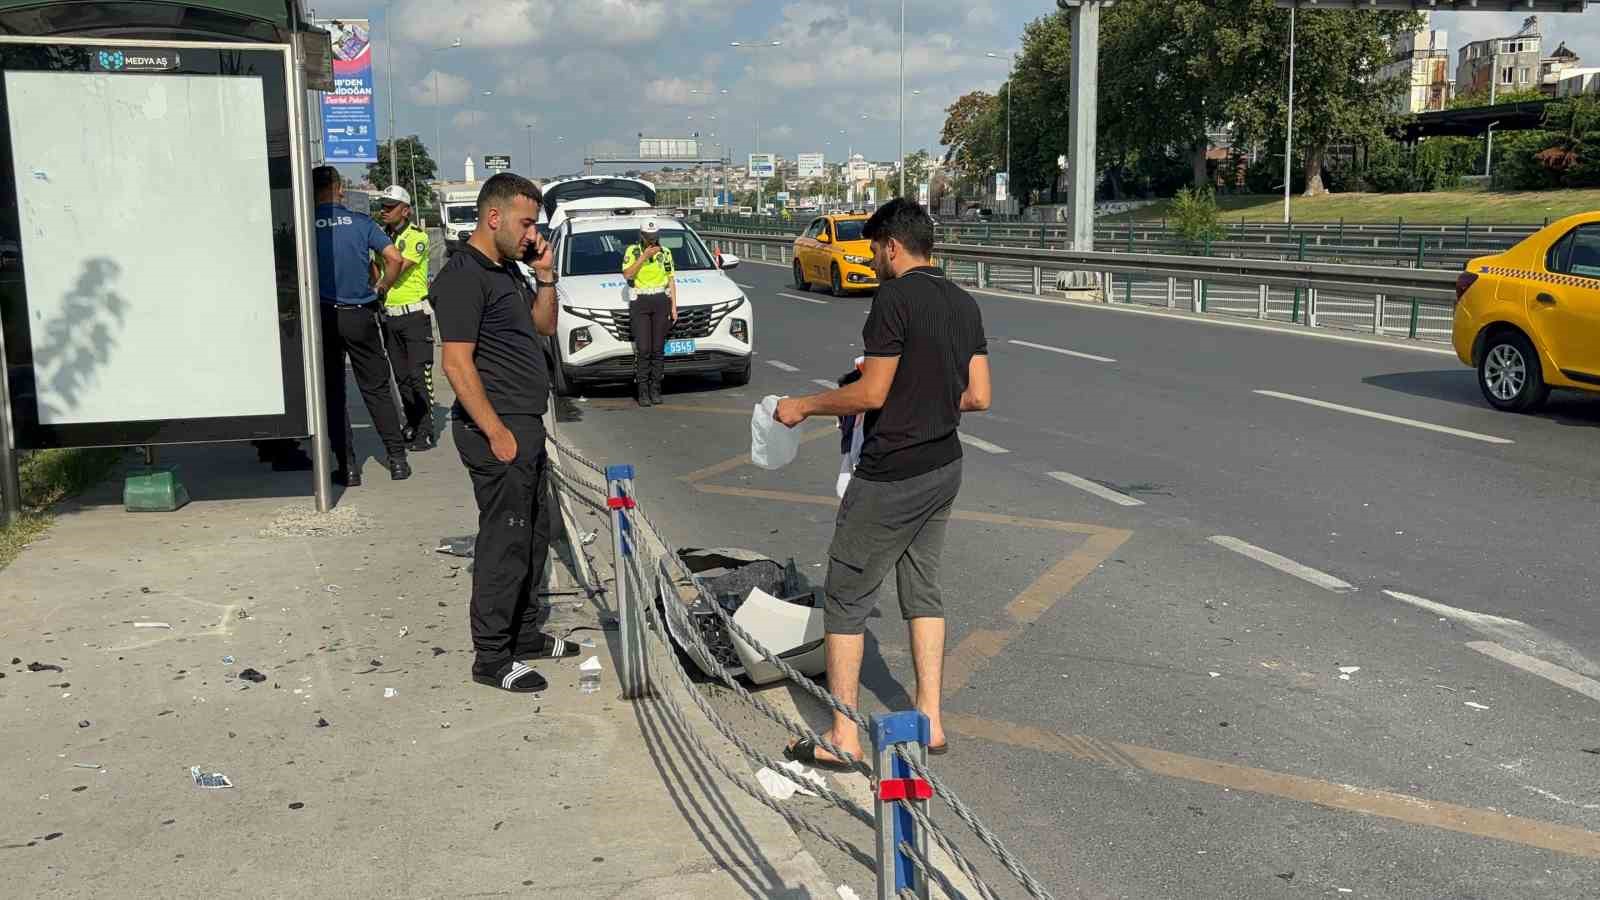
[472,660,547,693]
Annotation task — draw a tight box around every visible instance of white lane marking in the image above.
[1467,641,1600,704]
[1208,535,1355,593]
[1381,590,1524,630]
[766,359,800,372]
[778,292,829,306]
[1047,471,1144,507]
[812,378,837,389]
[1253,390,1514,445]
[958,433,1010,455]
[1008,339,1116,364]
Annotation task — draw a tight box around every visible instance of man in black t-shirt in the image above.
[435,172,579,694]
[775,198,991,770]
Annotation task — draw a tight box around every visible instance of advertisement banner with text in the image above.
[797,152,825,179]
[316,19,378,164]
[748,153,776,179]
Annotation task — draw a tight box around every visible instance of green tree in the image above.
[1448,86,1543,109]
[940,91,1003,188]
[900,149,932,196]
[1005,12,1075,203]
[1539,95,1600,187]
[367,136,439,217]
[1228,4,1420,195]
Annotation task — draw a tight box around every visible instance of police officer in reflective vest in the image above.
[620,219,677,408]
[313,165,410,486]
[376,185,437,451]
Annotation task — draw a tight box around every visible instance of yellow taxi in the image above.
[1453,212,1600,412]
[792,214,878,296]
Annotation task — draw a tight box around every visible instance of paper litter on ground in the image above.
[756,760,827,801]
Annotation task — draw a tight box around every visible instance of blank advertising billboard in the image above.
[1,40,311,450]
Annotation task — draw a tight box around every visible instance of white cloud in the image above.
[452,110,490,130]
[414,70,471,107]
[767,125,795,141]
[645,78,721,106]
[392,0,745,51]
[494,60,555,98]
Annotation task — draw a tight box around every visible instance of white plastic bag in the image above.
[751,395,801,470]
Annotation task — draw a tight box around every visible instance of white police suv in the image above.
[547,207,751,396]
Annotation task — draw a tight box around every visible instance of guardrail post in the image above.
[760,243,767,262]
[1258,284,1269,320]
[1291,289,1301,324]
[1032,265,1043,296]
[1306,288,1318,328]
[874,711,932,900]
[1104,271,1114,303]
[606,464,650,700]
[1374,294,1385,335]
[1191,278,1202,314]
[1125,275,1133,304]
[976,261,988,289]
[1408,299,1420,339]
[1166,276,1177,309]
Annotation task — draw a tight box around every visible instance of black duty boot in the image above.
[388,455,412,481]
[649,380,664,405]
[636,381,653,408]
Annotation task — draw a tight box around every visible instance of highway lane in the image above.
[552,258,1600,898]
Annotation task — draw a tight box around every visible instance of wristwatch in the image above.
[534,273,558,289]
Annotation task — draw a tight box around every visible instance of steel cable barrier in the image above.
[544,428,1057,900]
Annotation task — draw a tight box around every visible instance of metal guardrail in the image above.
[544,432,1055,899]
[699,229,1462,342]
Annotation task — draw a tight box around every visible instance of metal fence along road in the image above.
[699,231,1463,343]
[544,430,1057,900]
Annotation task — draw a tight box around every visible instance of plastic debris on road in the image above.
[222,656,234,665]
[1208,671,1221,678]
[383,687,397,699]
[190,766,233,789]
[1464,701,1490,710]
[133,622,171,629]
[751,395,800,470]
[26,662,63,673]
[578,656,602,694]
[1339,665,1360,681]
[837,886,862,900]
[436,535,476,558]
[238,668,267,683]
[577,530,598,546]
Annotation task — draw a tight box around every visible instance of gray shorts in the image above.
[824,458,963,635]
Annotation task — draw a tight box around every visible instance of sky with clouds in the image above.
[309,1,1600,182]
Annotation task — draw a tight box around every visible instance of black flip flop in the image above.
[784,737,858,773]
[472,660,547,693]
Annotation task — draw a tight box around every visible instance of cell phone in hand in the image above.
[522,240,550,265]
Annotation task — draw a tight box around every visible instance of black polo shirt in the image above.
[433,242,550,419]
[856,266,987,482]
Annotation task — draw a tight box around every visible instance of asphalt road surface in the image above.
[552,256,1600,899]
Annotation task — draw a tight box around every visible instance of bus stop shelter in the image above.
[0,0,337,523]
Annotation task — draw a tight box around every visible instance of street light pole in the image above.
[987,50,1016,215]
[898,0,905,198]
[385,6,397,189]
[1283,3,1296,224]
[430,38,462,207]
[729,41,783,214]
[526,123,536,177]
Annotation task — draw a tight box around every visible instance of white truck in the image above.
[432,181,482,255]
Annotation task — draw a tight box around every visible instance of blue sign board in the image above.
[317,19,378,164]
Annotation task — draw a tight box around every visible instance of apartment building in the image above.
[1383,15,1452,113]
[1455,15,1542,100]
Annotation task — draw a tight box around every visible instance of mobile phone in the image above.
[522,239,549,264]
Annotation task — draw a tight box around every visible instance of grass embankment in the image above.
[0,447,124,571]
[1104,190,1600,225]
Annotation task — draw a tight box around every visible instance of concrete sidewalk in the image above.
[0,414,836,896]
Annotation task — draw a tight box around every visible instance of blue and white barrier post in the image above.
[606,464,649,699]
[873,710,932,900]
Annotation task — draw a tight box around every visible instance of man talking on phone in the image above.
[620,219,677,407]
[435,173,578,694]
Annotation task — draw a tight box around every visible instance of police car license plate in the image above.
[664,339,696,357]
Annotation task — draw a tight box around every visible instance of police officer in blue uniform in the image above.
[313,165,410,485]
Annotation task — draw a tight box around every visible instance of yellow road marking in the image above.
[678,428,836,484]
[946,713,1600,860]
